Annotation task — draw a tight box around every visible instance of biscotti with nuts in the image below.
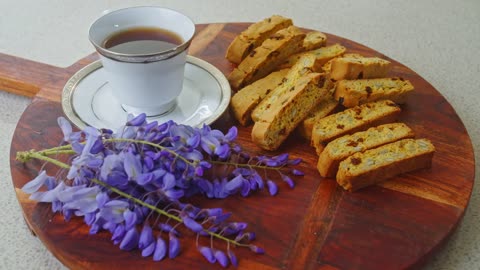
[252,73,328,151]
[317,123,415,178]
[311,100,401,154]
[302,31,327,50]
[231,69,289,126]
[225,15,293,64]
[297,95,339,140]
[251,54,320,122]
[280,43,346,70]
[336,138,435,191]
[228,26,306,89]
[329,56,391,81]
[321,53,365,73]
[334,77,414,107]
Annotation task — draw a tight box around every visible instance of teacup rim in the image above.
[88,6,195,63]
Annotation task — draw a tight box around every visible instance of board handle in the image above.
[0,52,99,101]
[0,53,63,97]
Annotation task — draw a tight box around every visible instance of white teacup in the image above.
[89,7,195,116]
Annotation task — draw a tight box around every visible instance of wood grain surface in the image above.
[6,23,475,270]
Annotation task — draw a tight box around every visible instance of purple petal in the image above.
[123,209,138,230]
[281,174,295,188]
[267,180,278,196]
[144,156,154,171]
[249,245,265,254]
[186,134,201,148]
[158,223,180,236]
[90,139,104,154]
[124,151,142,180]
[153,237,167,261]
[225,175,244,193]
[224,126,238,141]
[252,174,264,189]
[231,222,247,231]
[162,172,176,190]
[227,250,238,267]
[214,250,229,267]
[205,208,223,217]
[84,212,96,226]
[168,234,181,258]
[138,223,154,249]
[22,170,48,193]
[291,169,305,176]
[183,216,203,233]
[213,212,232,224]
[29,181,65,202]
[164,189,184,200]
[137,173,154,185]
[142,242,156,257]
[240,178,251,197]
[288,158,302,165]
[127,113,147,126]
[198,246,216,263]
[111,224,126,242]
[274,153,289,163]
[95,192,110,208]
[214,144,230,159]
[120,227,139,251]
[57,117,73,142]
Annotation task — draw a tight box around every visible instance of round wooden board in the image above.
[6,23,474,270]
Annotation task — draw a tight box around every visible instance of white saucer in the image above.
[62,56,231,130]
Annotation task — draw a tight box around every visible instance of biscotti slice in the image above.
[225,15,293,64]
[336,138,435,191]
[279,43,346,70]
[231,69,289,126]
[334,77,414,107]
[322,53,365,73]
[330,57,391,81]
[318,123,415,178]
[228,26,306,89]
[311,100,401,154]
[252,73,328,151]
[297,96,339,140]
[322,53,366,91]
[302,31,327,50]
[251,54,320,122]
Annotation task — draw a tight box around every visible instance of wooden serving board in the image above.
[6,23,474,270]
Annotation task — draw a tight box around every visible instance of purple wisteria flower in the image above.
[19,113,304,267]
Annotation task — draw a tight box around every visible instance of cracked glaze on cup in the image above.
[89,6,195,116]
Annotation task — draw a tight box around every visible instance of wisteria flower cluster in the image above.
[17,114,303,267]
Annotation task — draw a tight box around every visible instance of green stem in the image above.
[209,160,283,171]
[18,147,246,248]
[103,138,198,167]
[16,151,70,169]
[91,178,182,223]
[92,178,247,247]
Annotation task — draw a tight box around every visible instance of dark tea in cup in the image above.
[103,27,183,55]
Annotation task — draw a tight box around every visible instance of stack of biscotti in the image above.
[252,54,321,122]
[326,54,415,108]
[311,100,402,155]
[279,43,346,70]
[252,72,328,150]
[230,69,289,126]
[228,26,306,89]
[225,15,293,64]
[317,123,415,177]
[336,138,435,191]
